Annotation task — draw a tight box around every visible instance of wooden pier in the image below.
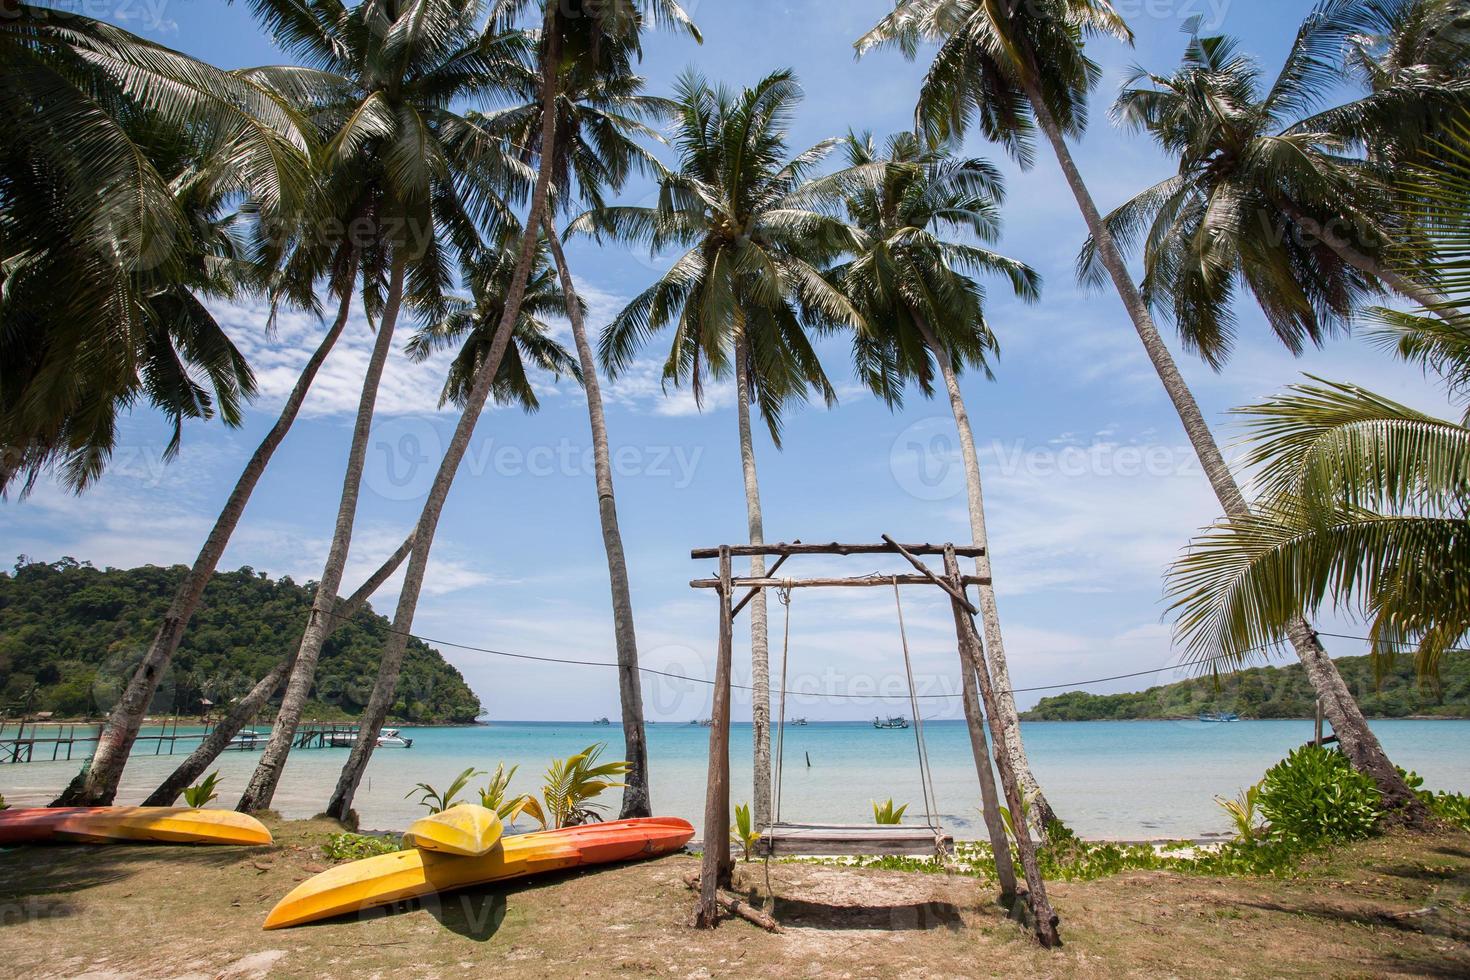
[0,719,363,764]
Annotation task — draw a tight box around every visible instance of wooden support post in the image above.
[696,547,735,928]
[884,534,979,614]
[943,546,1061,948]
[953,624,1017,899]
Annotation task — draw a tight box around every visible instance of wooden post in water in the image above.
[943,546,1061,947]
[696,547,735,927]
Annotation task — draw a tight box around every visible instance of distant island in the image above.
[0,558,482,724]
[1021,650,1470,721]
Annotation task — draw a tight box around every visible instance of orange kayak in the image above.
[0,806,272,846]
[264,817,694,929]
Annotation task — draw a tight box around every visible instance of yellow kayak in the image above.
[401,804,503,857]
[265,817,695,929]
[0,806,271,846]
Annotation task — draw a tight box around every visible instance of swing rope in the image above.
[772,581,794,826]
[893,577,940,833]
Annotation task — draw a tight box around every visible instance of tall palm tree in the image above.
[322,0,698,823]
[572,69,864,828]
[858,0,1426,821]
[234,0,530,813]
[822,131,1057,828]
[1079,12,1468,367]
[474,43,677,818]
[1,3,311,496]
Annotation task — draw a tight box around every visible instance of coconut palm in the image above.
[232,0,532,813]
[472,45,677,819]
[822,131,1055,828]
[1079,9,1468,368]
[858,0,1426,822]
[571,69,864,828]
[322,0,698,823]
[0,3,311,496]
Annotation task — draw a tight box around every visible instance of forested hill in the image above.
[0,558,481,723]
[1021,651,1470,721]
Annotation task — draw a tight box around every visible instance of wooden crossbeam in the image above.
[691,574,990,590]
[691,542,984,559]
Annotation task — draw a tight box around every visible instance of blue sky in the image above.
[4,0,1457,722]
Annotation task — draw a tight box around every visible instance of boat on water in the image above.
[788,717,808,726]
[873,716,910,730]
[592,717,611,726]
[1199,711,1241,723]
[327,727,414,748]
[226,729,266,748]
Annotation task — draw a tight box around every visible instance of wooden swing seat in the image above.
[757,822,952,857]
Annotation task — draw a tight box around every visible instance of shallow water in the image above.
[3,719,1466,839]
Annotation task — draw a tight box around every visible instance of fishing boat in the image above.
[0,806,272,846]
[264,817,695,929]
[788,717,808,726]
[1198,711,1241,723]
[328,727,414,748]
[873,716,909,730]
[592,717,611,726]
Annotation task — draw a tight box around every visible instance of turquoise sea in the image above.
[2,719,1467,839]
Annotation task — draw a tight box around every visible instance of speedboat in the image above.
[1198,711,1240,723]
[328,728,414,748]
[227,729,266,748]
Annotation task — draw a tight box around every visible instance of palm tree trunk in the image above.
[543,219,651,818]
[733,332,773,830]
[914,313,1060,835]
[1022,79,1427,824]
[237,253,407,813]
[324,33,565,822]
[143,532,413,806]
[52,268,361,807]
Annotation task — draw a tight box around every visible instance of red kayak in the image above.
[0,806,272,846]
[265,817,694,929]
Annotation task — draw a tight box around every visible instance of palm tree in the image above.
[1169,116,1470,684]
[474,42,677,818]
[322,0,698,823]
[1,3,311,495]
[572,69,864,828]
[822,131,1059,828]
[1080,12,1468,367]
[234,0,531,813]
[858,0,1426,821]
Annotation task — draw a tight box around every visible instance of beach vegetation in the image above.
[478,763,545,828]
[1214,781,1265,842]
[0,794,7,810]
[322,832,402,862]
[182,772,223,809]
[872,799,908,824]
[406,767,485,815]
[1258,746,1384,844]
[541,743,630,828]
[731,803,761,861]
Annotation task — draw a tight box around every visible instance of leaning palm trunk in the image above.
[544,219,652,818]
[324,39,565,822]
[143,533,413,806]
[732,333,773,829]
[915,313,1060,834]
[1022,76,1425,822]
[53,272,361,807]
[237,255,408,813]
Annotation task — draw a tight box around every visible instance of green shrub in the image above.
[182,771,222,809]
[323,832,401,861]
[1402,767,1470,831]
[1258,746,1381,845]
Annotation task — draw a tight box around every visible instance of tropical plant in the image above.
[823,129,1054,829]
[235,0,533,815]
[857,0,1425,824]
[573,68,864,826]
[1258,746,1383,844]
[478,763,546,827]
[731,802,761,861]
[322,0,699,823]
[407,767,485,815]
[540,743,630,828]
[1215,782,1265,842]
[872,798,909,825]
[182,771,224,809]
[323,832,402,861]
[472,35,682,821]
[0,794,8,811]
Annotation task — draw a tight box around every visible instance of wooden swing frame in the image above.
[689,537,1062,947]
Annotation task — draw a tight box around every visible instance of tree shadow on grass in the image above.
[749,890,965,932]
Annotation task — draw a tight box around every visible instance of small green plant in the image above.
[1258,746,1381,845]
[406,766,484,814]
[993,796,1032,841]
[323,832,401,861]
[731,802,761,861]
[872,798,908,825]
[478,763,546,827]
[1214,781,1265,842]
[1402,767,1470,831]
[181,771,223,809]
[0,794,8,811]
[542,743,630,828]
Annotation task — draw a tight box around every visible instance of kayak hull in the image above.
[402,804,504,857]
[0,807,272,847]
[265,817,694,929]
